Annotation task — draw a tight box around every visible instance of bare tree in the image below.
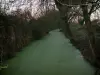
[81,0,96,61]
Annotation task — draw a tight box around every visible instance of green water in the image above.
[1,30,95,75]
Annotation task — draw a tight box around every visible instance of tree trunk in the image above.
[61,12,73,39]
[81,4,96,62]
[54,0,73,39]
[7,26,16,57]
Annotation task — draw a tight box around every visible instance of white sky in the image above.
[0,0,100,20]
[2,0,56,18]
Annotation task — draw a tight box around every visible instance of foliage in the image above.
[0,4,61,70]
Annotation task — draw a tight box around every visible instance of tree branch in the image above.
[89,0,99,15]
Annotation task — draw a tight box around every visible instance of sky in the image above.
[3,0,56,18]
[3,0,41,15]
[0,0,100,20]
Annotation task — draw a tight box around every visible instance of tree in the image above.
[54,0,73,39]
[81,0,96,61]
[53,0,100,63]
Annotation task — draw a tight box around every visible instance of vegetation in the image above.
[40,0,100,70]
[0,0,100,74]
[53,0,100,68]
[0,1,60,70]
